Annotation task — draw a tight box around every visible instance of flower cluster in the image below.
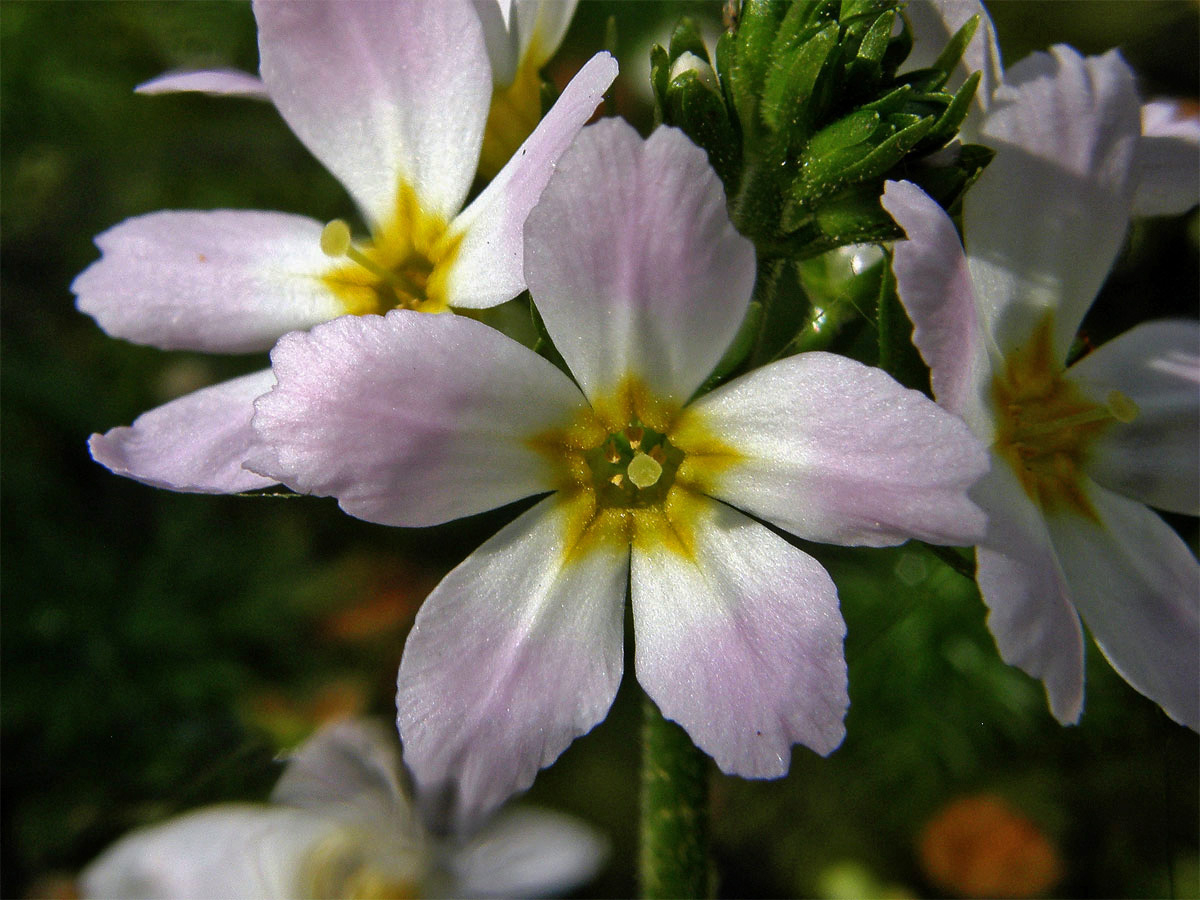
[73,0,1198,889]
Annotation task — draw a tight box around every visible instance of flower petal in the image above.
[89,369,278,494]
[451,806,607,899]
[254,0,490,229]
[1133,100,1200,217]
[250,310,584,527]
[882,179,998,431]
[524,120,756,406]
[445,52,618,310]
[1046,485,1200,731]
[135,68,269,98]
[511,0,579,72]
[631,497,848,776]
[474,0,521,86]
[396,496,628,827]
[1068,320,1200,515]
[972,460,1085,724]
[680,352,987,547]
[965,46,1141,359]
[73,211,347,353]
[80,805,340,900]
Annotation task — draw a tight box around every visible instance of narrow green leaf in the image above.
[668,16,711,66]
[760,22,838,132]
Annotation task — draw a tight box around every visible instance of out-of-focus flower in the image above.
[884,46,1199,728]
[918,793,1062,898]
[908,0,1199,215]
[74,0,615,495]
[251,119,988,825]
[80,719,607,900]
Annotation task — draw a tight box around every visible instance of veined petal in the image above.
[397,496,628,827]
[1068,320,1200,515]
[135,68,269,98]
[973,460,1085,724]
[451,806,607,899]
[681,352,987,547]
[89,369,278,494]
[524,120,756,407]
[80,805,342,900]
[882,180,998,432]
[965,46,1141,360]
[1133,100,1200,216]
[445,52,617,310]
[1046,485,1200,730]
[631,497,848,776]
[254,0,490,230]
[250,311,584,527]
[73,211,347,353]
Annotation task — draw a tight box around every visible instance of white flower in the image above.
[73,0,615,494]
[80,720,607,900]
[883,45,1199,728]
[251,119,988,825]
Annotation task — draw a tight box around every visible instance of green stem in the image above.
[639,693,711,899]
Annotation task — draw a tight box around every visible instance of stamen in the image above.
[1106,390,1139,424]
[1013,392,1139,440]
[627,451,663,489]
[610,473,625,487]
[626,426,644,450]
[320,219,429,306]
[605,440,621,464]
[320,219,353,257]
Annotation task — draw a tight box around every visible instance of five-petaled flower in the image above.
[251,120,989,825]
[80,719,607,899]
[73,0,615,494]
[883,45,1199,729]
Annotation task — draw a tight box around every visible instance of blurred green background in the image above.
[2,2,1197,897]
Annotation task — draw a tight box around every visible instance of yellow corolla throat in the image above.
[320,183,463,316]
[527,376,744,564]
[479,47,545,181]
[992,315,1138,520]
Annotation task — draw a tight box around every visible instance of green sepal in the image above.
[842,8,896,90]
[876,247,931,392]
[665,69,742,185]
[728,0,789,134]
[931,14,980,76]
[649,42,671,123]
[761,22,838,133]
[668,16,711,66]
[914,71,981,153]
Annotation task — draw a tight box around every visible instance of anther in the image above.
[610,473,625,487]
[626,426,644,449]
[627,451,663,489]
[605,440,621,464]
[1105,390,1139,424]
[320,219,353,257]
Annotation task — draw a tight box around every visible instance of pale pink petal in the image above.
[89,369,277,494]
[882,179,998,431]
[254,0,490,229]
[682,352,987,547]
[73,211,347,353]
[524,120,757,406]
[250,311,584,527]
[1133,100,1200,216]
[973,460,1085,723]
[451,806,607,898]
[1068,320,1200,515]
[632,497,848,776]
[965,46,1141,359]
[397,497,628,827]
[446,53,617,310]
[135,68,269,98]
[511,0,579,72]
[474,0,520,85]
[1046,485,1200,730]
[80,805,341,900]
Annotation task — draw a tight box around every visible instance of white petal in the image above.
[1046,485,1200,731]
[1133,100,1200,216]
[396,497,628,827]
[474,0,521,85]
[632,497,848,776]
[250,310,585,527]
[1068,320,1200,515]
[135,68,269,99]
[524,120,757,406]
[681,352,987,547]
[882,179,999,432]
[254,0,490,229]
[511,0,579,73]
[965,46,1141,360]
[80,805,340,900]
[973,460,1085,723]
[89,370,278,494]
[73,211,347,353]
[445,52,618,310]
[451,806,607,899]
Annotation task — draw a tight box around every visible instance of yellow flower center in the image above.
[528,376,742,563]
[320,183,463,315]
[992,315,1138,519]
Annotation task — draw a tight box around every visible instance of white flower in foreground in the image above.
[908,0,1199,216]
[80,720,607,900]
[883,46,1199,729]
[73,0,615,494]
[251,120,988,824]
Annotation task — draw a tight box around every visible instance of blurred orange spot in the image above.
[918,794,1062,898]
[321,559,436,643]
[243,679,367,749]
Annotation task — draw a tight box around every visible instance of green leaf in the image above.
[931,14,980,74]
[760,21,838,132]
[915,70,981,152]
[649,43,671,121]
[668,16,711,66]
[806,109,882,160]
[665,70,741,185]
[728,0,789,131]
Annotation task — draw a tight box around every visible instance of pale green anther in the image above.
[1106,389,1140,424]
